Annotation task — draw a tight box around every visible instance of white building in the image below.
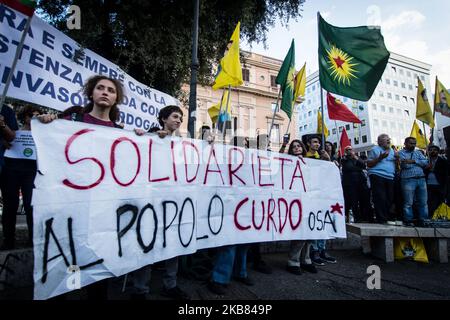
[297,52,432,154]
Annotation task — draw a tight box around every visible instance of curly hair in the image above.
[158,105,183,127]
[82,75,124,122]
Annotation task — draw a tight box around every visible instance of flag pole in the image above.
[222,84,232,140]
[320,88,325,150]
[430,75,438,144]
[422,121,428,147]
[334,120,341,156]
[215,90,226,135]
[0,15,33,113]
[267,88,282,150]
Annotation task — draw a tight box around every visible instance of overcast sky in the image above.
[242,0,450,89]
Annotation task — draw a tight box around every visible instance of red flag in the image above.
[1,0,36,17]
[327,92,361,123]
[339,127,351,156]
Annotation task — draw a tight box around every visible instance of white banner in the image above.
[31,119,346,299]
[4,130,36,160]
[0,6,178,130]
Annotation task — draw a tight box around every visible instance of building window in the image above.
[270,124,280,144]
[380,105,386,112]
[389,107,394,113]
[399,69,404,75]
[408,84,413,90]
[362,135,368,143]
[312,84,316,91]
[407,71,411,77]
[385,78,391,85]
[308,111,312,117]
[393,80,398,87]
[270,75,277,87]
[354,137,359,145]
[314,109,317,115]
[372,103,377,111]
[361,119,366,127]
[242,68,250,82]
[379,91,384,97]
[304,124,308,130]
[345,124,350,130]
[307,87,310,93]
[332,128,336,135]
[395,94,400,101]
[339,126,343,133]
[299,126,303,132]
[420,75,425,81]
[387,93,392,99]
[401,82,406,88]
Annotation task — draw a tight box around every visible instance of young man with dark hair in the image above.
[304,135,336,265]
[130,104,190,300]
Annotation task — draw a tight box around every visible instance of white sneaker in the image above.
[386,221,396,226]
[395,221,403,226]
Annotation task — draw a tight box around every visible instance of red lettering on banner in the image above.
[289,159,307,192]
[278,198,289,233]
[274,157,293,190]
[204,146,225,185]
[171,141,178,182]
[266,198,277,231]
[182,141,200,183]
[148,138,169,183]
[228,147,246,186]
[111,137,141,186]
[252,200,265,230]
[62,129,105,190]
[234,197,251,230]
[258,156,274,187]
[251,152,256,185]
[289,199,302,229]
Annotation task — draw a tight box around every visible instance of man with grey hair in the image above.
[367,134,398,224]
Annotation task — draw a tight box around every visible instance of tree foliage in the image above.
[37,0,305,96]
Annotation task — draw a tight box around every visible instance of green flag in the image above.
[276,39,296,119]
[318,13,390,101]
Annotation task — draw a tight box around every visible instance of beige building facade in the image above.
[180,51,298,150]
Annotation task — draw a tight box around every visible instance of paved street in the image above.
[2,248,449,300]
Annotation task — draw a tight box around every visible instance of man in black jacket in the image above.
[341,146,371,222]
[425,144,448,217]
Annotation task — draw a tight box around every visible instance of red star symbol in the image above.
[330,203,343,215]
[333,56,345,69]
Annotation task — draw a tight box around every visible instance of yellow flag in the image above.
[212,22,243,90]
[208,90,230,123]
[293,62,306,106]
[410,120,428,149]
[434,77,450,118]
[317,110,329,139]
[416,78,435,128]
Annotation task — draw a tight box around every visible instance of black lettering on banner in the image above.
[323,210,337,233]
[308,212,315,231]
[42,217,103,283]
[178,198,195,248]
[207,195,223,235]
[116,204,138,257]
[42,218,70,283]
[162,201,178,248]
[316,210,324,231]
[136,204,158,253]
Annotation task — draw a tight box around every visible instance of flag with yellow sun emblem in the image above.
[276,39,296,119]
[318,13,390,101]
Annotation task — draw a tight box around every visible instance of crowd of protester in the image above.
[0,74,448,300]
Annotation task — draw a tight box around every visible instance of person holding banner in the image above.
[38,75,124,128]
[0,105,41,250]
[0,104,18,176]
[286,140,318,275]
[37,74,124,299]
[129,104,191,300]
